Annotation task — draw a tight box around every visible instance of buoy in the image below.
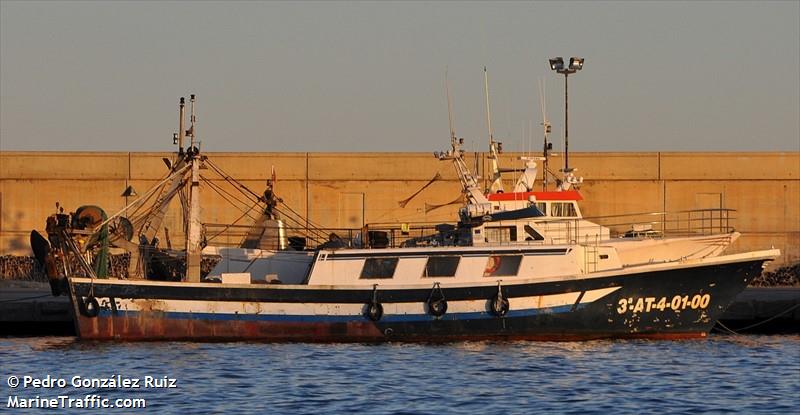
[428,298,448,317]
[490,295,509,317]
[365,302,384,321]
[79,296,100,318]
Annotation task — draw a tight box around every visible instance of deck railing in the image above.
[204,208,736,250]
[204,222,444,250]
[581,208,736,238]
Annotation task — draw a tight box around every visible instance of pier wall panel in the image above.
[1,151,798,267]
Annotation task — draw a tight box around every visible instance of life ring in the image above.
[79,296,100,318]
[428,298,448,317]
[484,256,501,276]
[365,302,384,322]
[490,296,510,317]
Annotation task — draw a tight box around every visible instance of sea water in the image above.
[1,335,798,414]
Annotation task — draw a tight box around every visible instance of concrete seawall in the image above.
[1,151,798,268]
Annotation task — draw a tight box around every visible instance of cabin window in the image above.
[533,202,547,215]
[483,255,523,277]
[360,258,399,279]
[423,256,460,277]
[485,226,517,243]
[551,202,577,217]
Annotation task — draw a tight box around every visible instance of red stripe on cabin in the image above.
[487,190,583,201]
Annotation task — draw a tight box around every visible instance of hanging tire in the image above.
[79,296,100,318]
[365,302,383,322]
[490,296,509,317]
[428,298,448,317]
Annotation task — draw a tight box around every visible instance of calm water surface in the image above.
[1,335,798,414]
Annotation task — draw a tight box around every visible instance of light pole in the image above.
[549,57,584,173]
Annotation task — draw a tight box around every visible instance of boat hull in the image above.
[66,258,767,342]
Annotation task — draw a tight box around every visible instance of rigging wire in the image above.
[199,176,262,222]
[272,204,329,243]
[204,159,262,202]
[206,200,264,241]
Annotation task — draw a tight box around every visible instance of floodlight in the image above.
[549,55,585,173]
[569,57,584,71]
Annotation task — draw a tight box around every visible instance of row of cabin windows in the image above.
[359,255,523,279]
[548,202,578,217]
[532,201,579,217]
[492,202,578,218]
[483,225,544,243]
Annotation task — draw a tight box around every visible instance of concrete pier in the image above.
[1,151,798,269]
[0,281,73,335]
[717,287,800,334]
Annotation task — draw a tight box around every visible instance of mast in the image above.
[185,94,202,282]
[178,97,185,154]
[446,68,456,143]
[437,71,490,215]
[484,67,503,193]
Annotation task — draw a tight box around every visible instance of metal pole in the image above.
[185,94,201,282]
[178,97,185,154]
[186,155,201,282]
[564,73,569,172]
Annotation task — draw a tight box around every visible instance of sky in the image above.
[1,1,798,153]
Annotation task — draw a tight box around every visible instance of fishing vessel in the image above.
[32,95,779,342]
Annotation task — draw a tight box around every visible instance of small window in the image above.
[551,202,577,217]
[423,256,460,277]
[485,226,517,243]
[483,255,523,277]
[533,202,547,216]
[360,258,398,279]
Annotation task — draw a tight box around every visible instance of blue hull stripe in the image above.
[98,304,581,323]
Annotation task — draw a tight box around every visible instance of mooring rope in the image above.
[713,302,800,334]
[0,294,52,303]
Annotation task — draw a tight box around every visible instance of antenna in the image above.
[189,94,197,149]
[178,97,185,155]
[483,66,494,147]
[484,67,504,193]
[445,68,456,142]
[539,78,552,191]
[528,119,533,158]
